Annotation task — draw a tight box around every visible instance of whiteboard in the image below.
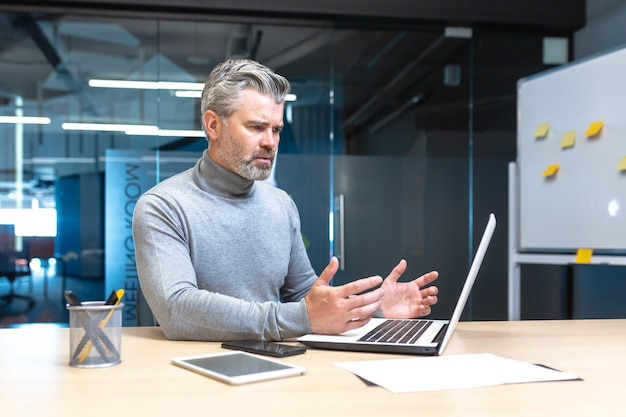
[517,45,626,252]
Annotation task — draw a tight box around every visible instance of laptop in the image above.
[298,213,496,356]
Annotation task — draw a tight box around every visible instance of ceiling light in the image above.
[62,122,159,134]
[0,116,51,124]
[125,126,161,135]
[89,79,203,90]
[90,80,297,102]
[175,90,202,98]
[157,129,205,138]
[61,122,203,137]
[127,128,205,137]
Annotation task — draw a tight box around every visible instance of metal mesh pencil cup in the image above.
[67,301,124,368]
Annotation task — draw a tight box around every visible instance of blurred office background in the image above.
[1,0,625,327]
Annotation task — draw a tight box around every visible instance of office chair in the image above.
[0,251,36,313]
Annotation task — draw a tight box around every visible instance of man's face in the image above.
[210,89,284,181]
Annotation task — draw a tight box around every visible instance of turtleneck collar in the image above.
[195,150,256,198]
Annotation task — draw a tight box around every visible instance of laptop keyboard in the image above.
[358,319,432,344]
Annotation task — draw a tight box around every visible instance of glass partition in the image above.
[0,9,555,326]
[328,27,473,320]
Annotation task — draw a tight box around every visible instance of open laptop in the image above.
[298,213,496,356]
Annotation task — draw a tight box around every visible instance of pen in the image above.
[97,289,125,356]
[104,289,118,306]
[76,289,125,363]
[63,290,82,307]
[70,289,112,359]
[66,290,111,361]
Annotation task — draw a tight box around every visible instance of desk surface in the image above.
[1,320,625,417]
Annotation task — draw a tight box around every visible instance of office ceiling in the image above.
[0,15,460,117]
[0,12,563,135]
[0,4,585,200]
[0,0,587,135]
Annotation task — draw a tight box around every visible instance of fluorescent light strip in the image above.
[126,128,205,137]
[175,90,202,98]
[0,116,51,124]
[157,129,205,138]
[92,80,298,102]
[125,126,161,135]
[61,122,202,137]
[89,79,204,90]
[62,123,159,134]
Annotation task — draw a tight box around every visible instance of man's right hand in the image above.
[304,257,384,335]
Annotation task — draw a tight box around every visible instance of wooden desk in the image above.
[1,320,625,417]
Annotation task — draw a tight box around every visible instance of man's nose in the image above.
[260,128,279,148]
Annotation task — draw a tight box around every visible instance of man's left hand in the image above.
[379,259,439,318]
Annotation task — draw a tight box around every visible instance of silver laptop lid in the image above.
[438,213,496,354]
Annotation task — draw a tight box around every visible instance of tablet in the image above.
[171,351,306,385]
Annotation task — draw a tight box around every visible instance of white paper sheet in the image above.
[335,353,579,394]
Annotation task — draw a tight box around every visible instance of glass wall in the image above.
[328,27,474,322]
[0,9,556,325]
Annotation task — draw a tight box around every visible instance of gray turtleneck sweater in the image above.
[132,150,316,341]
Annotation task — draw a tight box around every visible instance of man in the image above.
[132,59,439,341]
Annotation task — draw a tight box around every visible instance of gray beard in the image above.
[235,159,272,181]
[217,126,274,181]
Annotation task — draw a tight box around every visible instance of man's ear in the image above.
[202,110,222,142]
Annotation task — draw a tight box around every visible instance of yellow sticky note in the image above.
[617,156,626,171]
[560,131,576,149]
[542,164,560,177]
[575,248,593,264]
[534,123,550,138]
[585,120,604,137]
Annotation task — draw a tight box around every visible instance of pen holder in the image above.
[67,301,124,368]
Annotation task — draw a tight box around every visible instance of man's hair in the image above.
[200,59,290,120]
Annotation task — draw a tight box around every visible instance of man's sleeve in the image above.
[132,194,312,341]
